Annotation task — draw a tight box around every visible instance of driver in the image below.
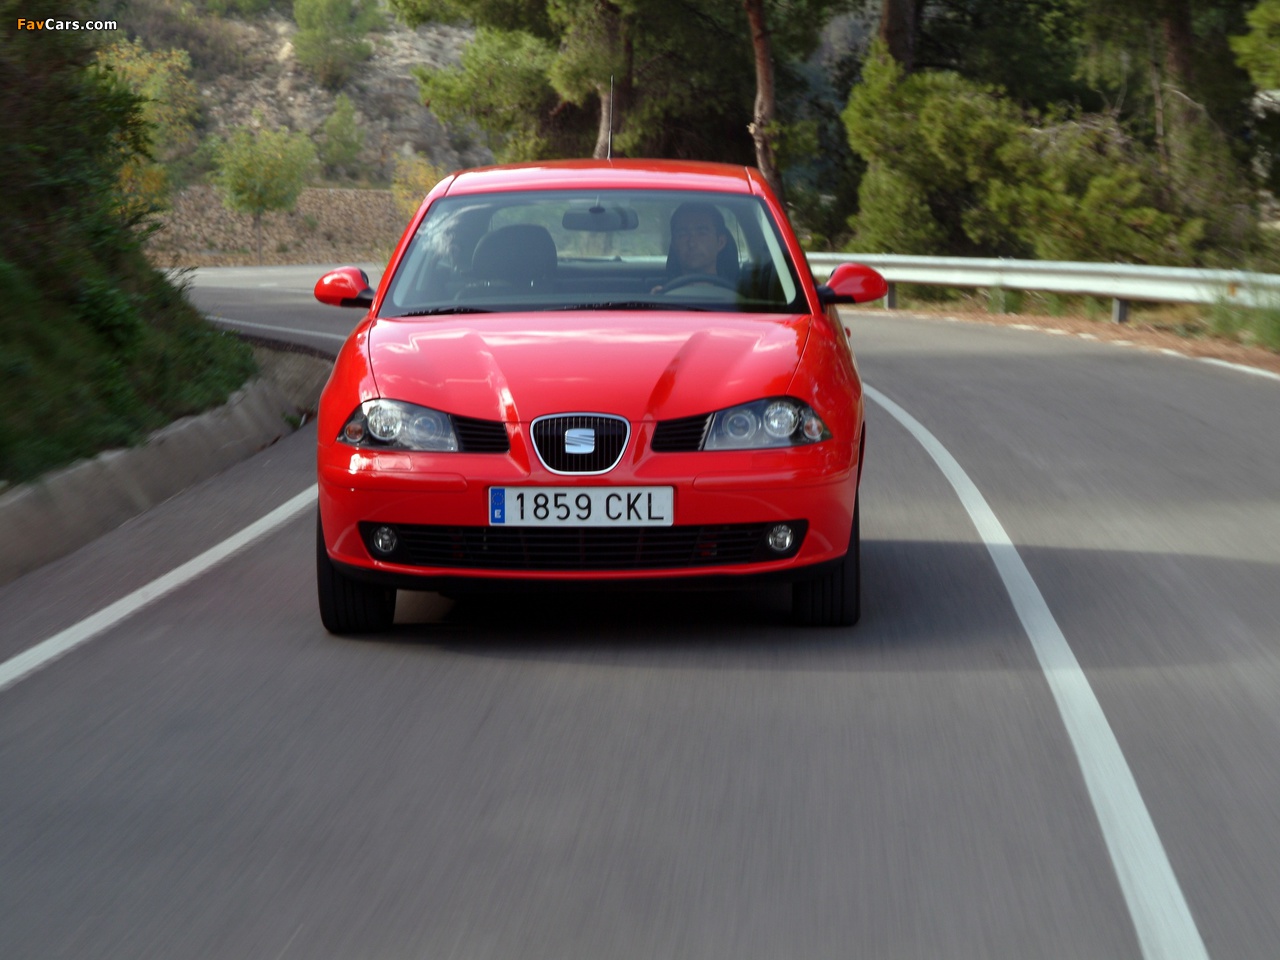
[652,202,731,293]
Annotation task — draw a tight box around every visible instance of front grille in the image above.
[531,414,629,473]
[361,521,807,571]
[651,413,711,452]
[453,416,509,453]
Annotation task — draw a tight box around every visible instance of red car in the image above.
[314,159,886,632]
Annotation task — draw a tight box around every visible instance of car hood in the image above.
[365,311,812,422]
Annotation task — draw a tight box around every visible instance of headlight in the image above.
[338,400,460,452]
[704,398,830,450]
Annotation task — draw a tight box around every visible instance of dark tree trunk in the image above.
[593,81,614,159]
[592,3,632,159]
[1159,0,1196,94]
[879,0,924,72]
[743,0,784,201]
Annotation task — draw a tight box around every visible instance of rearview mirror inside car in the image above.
[562,205,640,232]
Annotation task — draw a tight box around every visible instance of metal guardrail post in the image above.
[885,282,898,310]
[1112,298,1130,324]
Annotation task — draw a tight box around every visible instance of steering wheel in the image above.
[661,273,738,292]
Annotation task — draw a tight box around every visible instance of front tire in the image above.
[317,514,396,634]
[792,497,861,627]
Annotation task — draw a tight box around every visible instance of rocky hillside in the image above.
[146,10,493,266]
[193,13,487,177]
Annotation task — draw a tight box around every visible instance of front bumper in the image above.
[318,440,858,584]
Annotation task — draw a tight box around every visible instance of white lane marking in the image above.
[864,384,1209,960]
[209,315,345,342]
[0,487,317,693]
[1198,357,1280,382]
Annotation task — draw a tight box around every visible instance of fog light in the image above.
[371,525,398,555]
[766,523,794,553]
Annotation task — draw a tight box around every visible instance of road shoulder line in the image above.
[0,487,317,693]
[865,383,1209,960]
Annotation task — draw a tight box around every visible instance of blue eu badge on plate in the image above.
[490,488,505,524]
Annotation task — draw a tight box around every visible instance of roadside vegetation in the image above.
[0,0,255,486]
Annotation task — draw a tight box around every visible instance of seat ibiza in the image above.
[314,159,887,632]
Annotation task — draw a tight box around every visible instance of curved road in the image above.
[1,265,1278,959]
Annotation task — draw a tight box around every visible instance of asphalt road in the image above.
[1,265,1278,959]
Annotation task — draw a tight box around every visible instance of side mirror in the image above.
[315,266,374,308]
[816,262,888,306]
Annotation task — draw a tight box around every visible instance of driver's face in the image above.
[671,211,726,275]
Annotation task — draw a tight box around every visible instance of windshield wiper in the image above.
[397,306,495,317]
[552,300,710,312]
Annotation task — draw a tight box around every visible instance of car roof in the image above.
[442,159,762,197]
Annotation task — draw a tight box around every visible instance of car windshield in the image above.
[382,189,806,317]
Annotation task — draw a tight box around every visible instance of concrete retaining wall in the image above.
[0,347,333,585]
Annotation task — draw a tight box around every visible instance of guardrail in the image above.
[805,253,1280,323]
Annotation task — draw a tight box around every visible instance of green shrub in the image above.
[293,0,381,89]
[319,94,365,177]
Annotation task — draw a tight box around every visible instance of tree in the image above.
[416,27,582,160]
[95,39,200,219]
[542,0,635,158]
[743,0,783,197]
[878,0,925,71]
[293,0,382,89]
[842,44,1029,255]
[1231,0,1280,195]
[213,120,317,263]
[319,94,365,178]
[842,42,1204,263]
[916,0,1097,110]
[1071,0,1258,255]
[1232,0,1280,88]
[402,0,845,165]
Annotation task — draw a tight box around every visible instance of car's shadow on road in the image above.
[354,534,1278,672]
[364,537,1035,670]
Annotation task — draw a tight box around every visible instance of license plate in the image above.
[489,486,674,526]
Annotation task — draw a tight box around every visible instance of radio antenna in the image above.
[607,75,614,160]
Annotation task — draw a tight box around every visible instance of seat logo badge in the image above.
[565,427,595,454]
